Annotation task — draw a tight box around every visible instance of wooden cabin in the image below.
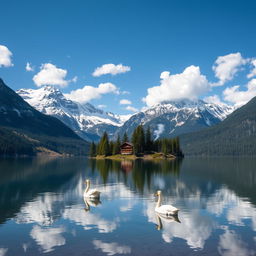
[120,142,133,155]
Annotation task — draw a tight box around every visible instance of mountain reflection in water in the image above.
[0,157,255,256]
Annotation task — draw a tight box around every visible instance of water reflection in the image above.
[155,213,181,230]
[90,158,182,193]
[30,225,66,253]
[218,227,255,256]
[0,157,255,255]
[92,240,131,255]
[83,198,101,212]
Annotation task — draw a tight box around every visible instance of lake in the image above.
[0,157,255,256]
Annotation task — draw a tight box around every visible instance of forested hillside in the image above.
[180,96,256,156]
[0,79,89,156]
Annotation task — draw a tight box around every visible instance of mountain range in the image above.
[1,77,256,156]
[17,86,234,141]
[17,86,130,141]
[115,100,234,140]
[0,79,89,156]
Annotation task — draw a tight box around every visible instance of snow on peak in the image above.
[17,86,127,140]
[141,99,234,122]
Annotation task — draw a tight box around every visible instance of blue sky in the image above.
[1,0,256,114]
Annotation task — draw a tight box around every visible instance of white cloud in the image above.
[143,65,209,107]
[223,79,256,107]
[93,240,131,256]
[92,63,131,77]
[97,104,107,109]
[0,45,13,67]
[120,99,132,105]
[247,59,256,79]
[154,124,165,140]
[212,53,247,86]
[25,62,34,72]
[126,106,138,112]
[65,82,119,104]
[121,90,130,95]
[33,63,70,87]
[204,95,224,105]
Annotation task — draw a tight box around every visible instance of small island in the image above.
[89,125,183,160]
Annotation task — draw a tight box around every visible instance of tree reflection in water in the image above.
[89,158,183,194]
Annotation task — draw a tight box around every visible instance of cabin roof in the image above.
[120,142,133,147]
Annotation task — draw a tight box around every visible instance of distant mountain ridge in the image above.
[17,86,234,141]
[115,99,234,140]
[180,96,256,156]
[17,86,130,141]
[0,79,88,156]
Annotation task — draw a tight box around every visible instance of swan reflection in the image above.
[155,213,181,230]
[84,198,101,212]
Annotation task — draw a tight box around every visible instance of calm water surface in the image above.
[0,157,255,256]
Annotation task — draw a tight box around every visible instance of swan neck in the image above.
[85,182,90,193]
[156,193,162,208]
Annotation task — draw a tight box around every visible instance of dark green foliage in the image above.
[0,126,89,156]
[92,125,183,157]
[109,141,114,156]
[97,132,110,156]
[113,135,121,155]
[156,137,183,157]
[132,125,145,155]
[0,127,35,156]
[180,96,256,156]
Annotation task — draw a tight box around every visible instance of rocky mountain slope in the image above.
[115,100,234,140]
[17,86,130,141]
[0,79,88,156]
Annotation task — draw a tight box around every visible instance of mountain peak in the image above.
[116,98,234,140]
[17,86,127,141]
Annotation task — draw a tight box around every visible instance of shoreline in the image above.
[91,153,177,160]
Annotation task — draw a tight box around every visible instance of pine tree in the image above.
[161,139,168,155]
[98,132,110,156]
[113,135,121,155]
[132,127,139,155]
[137,125,145,153]
[132,125,145,155]
[109,141,114,156]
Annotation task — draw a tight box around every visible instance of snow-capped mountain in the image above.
[17,86,234,142]
[17,86,129,141]
[115,99,234,140]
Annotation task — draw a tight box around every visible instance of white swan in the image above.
[84,179,100,199]
[155,190,179,216]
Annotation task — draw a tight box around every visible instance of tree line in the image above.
[90,125,183,157]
